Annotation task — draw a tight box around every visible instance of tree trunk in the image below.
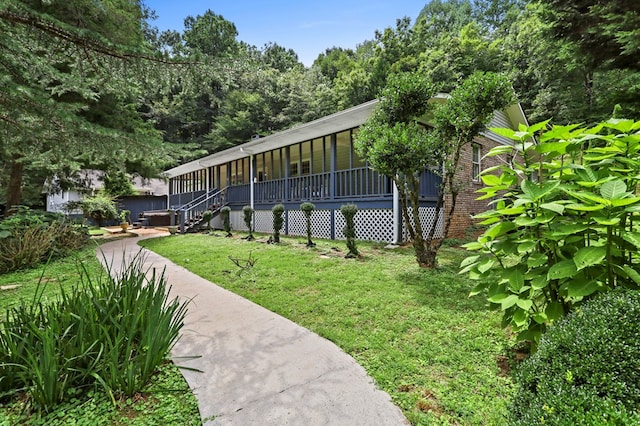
[5,154,24,217]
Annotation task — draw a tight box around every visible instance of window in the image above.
[472,144,481,181]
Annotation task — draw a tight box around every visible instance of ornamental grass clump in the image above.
[0,251,188,413]
[271,204,285,243]
[300,202,315,247]
[220,206,232,237]
[0,208,88,273]
[242,205,254,240]
[340,204,359,258]
[510,290,640,425]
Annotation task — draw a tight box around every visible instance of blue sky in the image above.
[147,1,427,66]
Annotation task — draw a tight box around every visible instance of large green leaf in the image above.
[540,202,565,214]
[622,265,640,286]
[507,268,525,293]
[545,302,564,321]
[516,299,533,311]
[547,260,577,280]
[622,231,640,249]
[600,179,627,200]
[500,294,519,310]
[573,246,607,271]
[480,174,501,186]
[564,280,601,298]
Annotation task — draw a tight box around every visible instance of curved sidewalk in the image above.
[97,233,409,426]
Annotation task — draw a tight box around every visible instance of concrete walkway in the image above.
[97,232,408,426]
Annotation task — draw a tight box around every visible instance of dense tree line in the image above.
[1,0,638,212]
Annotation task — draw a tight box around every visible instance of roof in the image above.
[165,98,529,178]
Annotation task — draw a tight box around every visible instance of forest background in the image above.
[1,0,638,210]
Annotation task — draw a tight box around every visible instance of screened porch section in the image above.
[169,127,441,208]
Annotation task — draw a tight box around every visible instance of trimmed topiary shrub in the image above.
[300,202,315,247]
[242,205,254,240]
[340,204,359,258]
[220,206,232,237]
[201,210,213,230]
[272,204,285,243]
[510,289,640,425]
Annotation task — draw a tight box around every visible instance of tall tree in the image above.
[182,10,239,57]
[539,0,640,71]
[0,0,177,214]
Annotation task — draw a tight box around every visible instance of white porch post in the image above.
[393,179,402,244]
[250,154,255,230]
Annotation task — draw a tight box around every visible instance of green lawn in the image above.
[140,233,515,425]
[0,244,200,426]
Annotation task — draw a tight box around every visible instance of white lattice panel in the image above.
[254,210,274,234]
[287,209,332,239]
[229,210,247,233]
[403,207,444,240]
[335,209,395,243]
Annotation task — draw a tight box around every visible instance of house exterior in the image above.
[165,98,527,242]
[46,170,168,223]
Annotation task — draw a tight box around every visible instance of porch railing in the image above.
[174,187,227,232]
[194,168,439,207]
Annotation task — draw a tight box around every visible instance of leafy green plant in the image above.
[0,250,189,412]
[271,204,285,243]
[0,247,200,425]
[119,209,131,224]
[242,205,254,240]
[68,194,118,227]
[300,202,315,247]
[462,118,640,346]
[510,289,640,425]
[0,209,88,273]
[220,206,232,237]
[340,204,359,258]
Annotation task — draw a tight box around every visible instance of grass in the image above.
[0,244,201,425]
[140,232,515,425]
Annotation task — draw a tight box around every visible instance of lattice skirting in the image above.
[334,209,395,242]
[224,206,442,243]
[402,207,444,240]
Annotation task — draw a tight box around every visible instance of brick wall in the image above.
[444,136,512,239]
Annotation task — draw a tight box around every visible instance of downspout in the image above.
[393,179,402,244]
[250,153,255,231]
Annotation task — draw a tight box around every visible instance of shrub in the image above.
[0,251,188,412]
[340,204,359,258]
[242,205,254,240]
[220,206,232,237]
[462,119,640,346]
[300,202,315,247]
[68,194,117,227]
[510,290,640,425]
[272,204,285,243]
[0,209,88,273]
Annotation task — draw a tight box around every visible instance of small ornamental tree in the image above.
[272,204,285,243]
[340,204,359,258]
[220,206,232,237]
[461,118,640,347]
[355,71,513,268]
[242,205,254,240]
[300,202,315,247]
